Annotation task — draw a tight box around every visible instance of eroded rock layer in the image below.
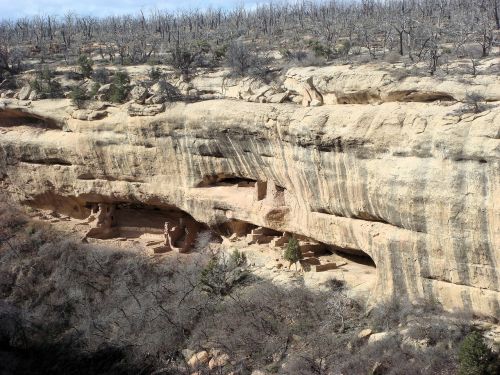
[0,98,499,317]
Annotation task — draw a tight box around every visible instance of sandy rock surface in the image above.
[1,64,499,317]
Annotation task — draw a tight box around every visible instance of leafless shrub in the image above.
[0,301,26,347]
[407,320,470,346]
[384,51,403,64]
[391,68,410,81]
[286,51,327,67]
[199,250,247,296]
[225,41,269,77]
[463,92,488,113]
[0,200,479,374]
[189,282,330,368]
[369,297,442,332]
[451,91,492,116]
[0,0,497,81]
[193,230,213,252]
[0,44,23,80]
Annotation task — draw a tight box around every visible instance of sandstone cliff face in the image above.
[0,93,499,317]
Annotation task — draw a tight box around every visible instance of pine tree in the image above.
[459,331,500,375]
[284,237,301,269]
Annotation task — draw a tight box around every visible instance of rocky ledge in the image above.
[0,93,499,317]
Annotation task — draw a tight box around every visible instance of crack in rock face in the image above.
[0,98,499,318]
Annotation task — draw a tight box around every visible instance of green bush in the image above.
[77,55,93,78]
[459,331,499,375]
[36,66,53,81]
[29,67,62,98]
[92,68,110,84]
[336,39,351,56]
[283,237,300,267]
[69,86,88,108]
[89,82,100,98]
[170,44,197,76]
[213,45,228,62]
[109,70,130,103]
[308,40,333,59]
[148,66,161,81]
[229,249,246,267]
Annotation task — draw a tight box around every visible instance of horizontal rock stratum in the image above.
[0,97,499,317]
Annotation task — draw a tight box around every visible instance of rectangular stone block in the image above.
[314,263,337,272]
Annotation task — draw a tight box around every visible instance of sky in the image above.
[0,0,269,20]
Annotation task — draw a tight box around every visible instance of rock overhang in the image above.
[0,97,499,317]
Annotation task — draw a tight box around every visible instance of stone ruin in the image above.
[83,202,203,254]
[154,218,201,254]
[85,203,117,239]
[225,224,339,272]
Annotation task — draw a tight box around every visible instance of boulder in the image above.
[188,351,209,368]
[150,81,163,94]
[401,335,429,350]
[249,85,272,102]
[128,103,165,117]
[368,332,393,345]
[224,76,265,100]
[358,328,373,339]
[97,83,112,95]
[96,83,113,101]
[149,80,181,102]
[177,81,193,95]
[129,85,148,104]
[267,91,290,103]
[28,90,39,101]
[301,77,323,107]
[2,90,16,98]
[208,353,229,369]
[18,86,32,100]
[144,94,166,105]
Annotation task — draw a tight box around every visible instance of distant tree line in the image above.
[0,0,499,79]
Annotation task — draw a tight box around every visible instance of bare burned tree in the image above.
[0,0,497,77]
[226,41,267,77]
[0,44,23,81]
